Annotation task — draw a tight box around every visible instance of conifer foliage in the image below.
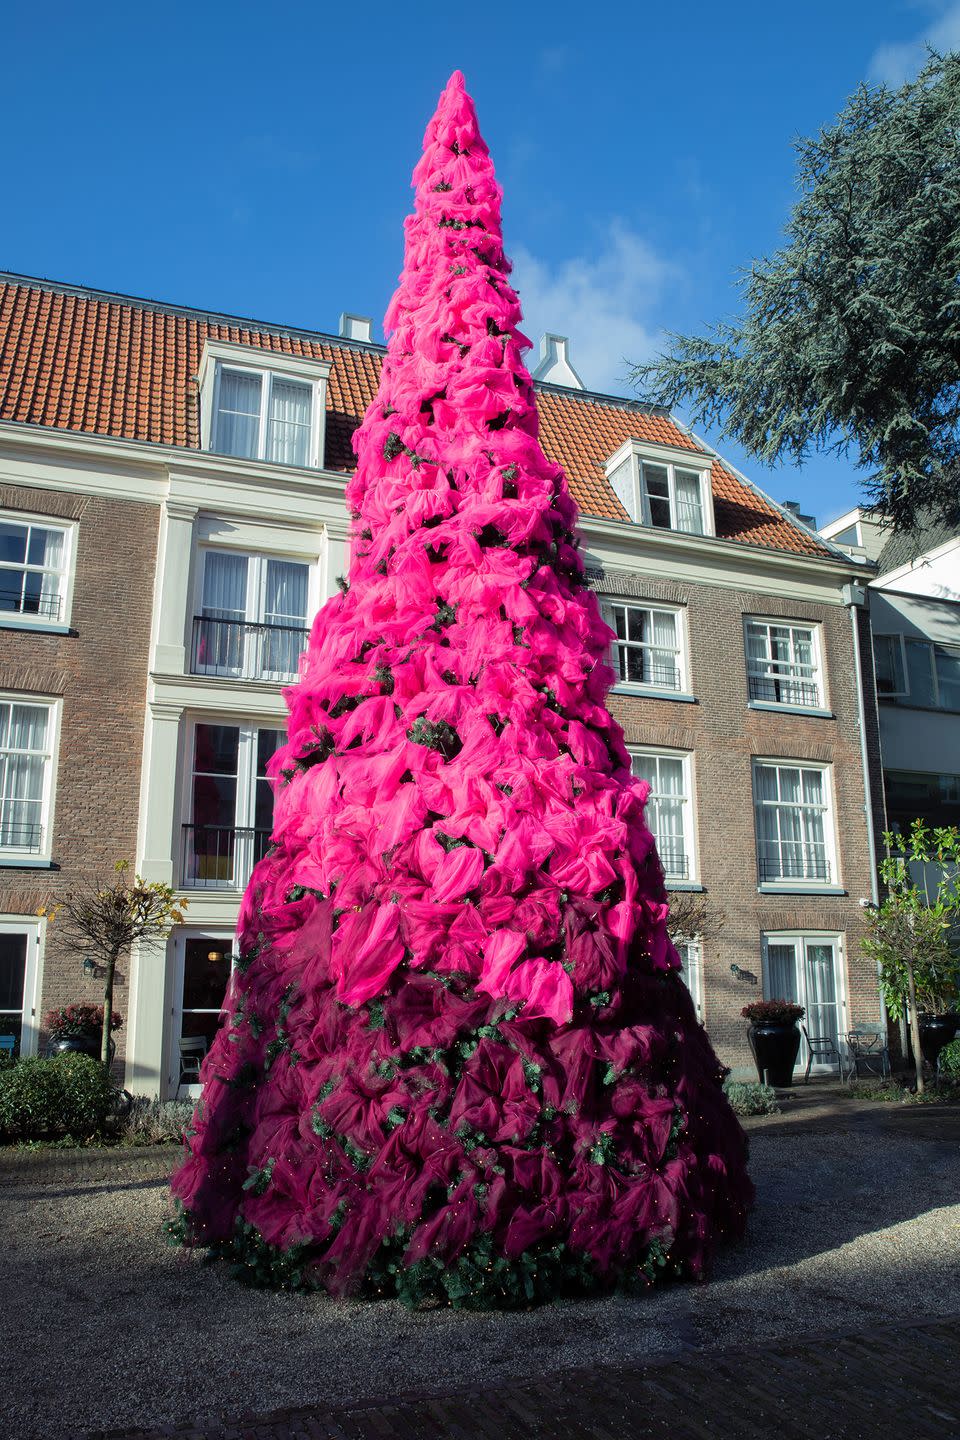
[171,72,752,1306]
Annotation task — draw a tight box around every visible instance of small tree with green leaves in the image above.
[40,863,187,1066]
[862,822,960,1093]
[631,52,960,537]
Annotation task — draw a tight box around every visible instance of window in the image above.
[192,550,311,681]
[874,634,960,711]
[0,517,70,623]
[214,367,316,467]
[0,700,57,858]
[674,938,703,1021]
[602,602,685,692]
[745,619,822,708]
[182,722,282,889]
[631,750,694,880]
[885,770,960,831]
[753,760,834,885]
[762,934,843,1074]
[171,934,235,1094]
[604,444,712,536]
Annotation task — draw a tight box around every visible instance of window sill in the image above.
[611,686,696,704]
[748,701,833,719]
[0,857,57,869]
[0,618,72,636]
[665,881,705,892]
[757,883,847,896]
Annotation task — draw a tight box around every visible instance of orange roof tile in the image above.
[0,275,832,560]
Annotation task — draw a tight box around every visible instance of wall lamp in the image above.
[730,964,759,986]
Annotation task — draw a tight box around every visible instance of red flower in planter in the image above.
[45,1003,123,1038]
[741,999,805,1025]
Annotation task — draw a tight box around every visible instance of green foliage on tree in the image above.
[631,53,960,537]
[862,821,960,1093]
[40,862,187,1066]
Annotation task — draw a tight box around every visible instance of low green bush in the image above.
[937,1036,960,1079]
[723,1079,780,1115]
[0,1053,112,1140]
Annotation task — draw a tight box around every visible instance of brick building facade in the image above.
[0,272,886,1088]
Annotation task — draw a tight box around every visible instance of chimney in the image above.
[531,333,585,390]
[782,499,817,530]
[339,313,373,343]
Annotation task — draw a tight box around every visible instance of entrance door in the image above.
[762,934,843,1073]
[0,918,41,1057]
[169,932,234,1096]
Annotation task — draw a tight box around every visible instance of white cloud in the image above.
[509,223,676,395]
[869,1,960,84]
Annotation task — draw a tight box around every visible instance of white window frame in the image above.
[630,747,697,883]
[752,758,838,890]
[760,931,846,1075]
[604,440,715,537]
[673,936,704,1022]
[0,695,61,866]
[181,716,283,891]
[744,616,825,711]
[0,512,75,632]
[168,927,238,1098]
[191,547,313,682]
[873,633,960,711]
[198,340,331,470]
[0,915,44,1058]
[602,599,688,695]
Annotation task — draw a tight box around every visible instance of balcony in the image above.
[748,673,820,709]
[0,588,62,621]
[656,839,689,880]
[0,821,43,854]
[190,617,309,682]
[614,651,683,691]
[181,824,272,890]
[758,848,831,884]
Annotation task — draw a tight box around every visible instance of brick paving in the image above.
[89,1315,960,1440]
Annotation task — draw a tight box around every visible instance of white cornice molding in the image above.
[198,337,331,386]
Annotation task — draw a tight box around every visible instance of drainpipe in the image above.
[845,584,886,1032]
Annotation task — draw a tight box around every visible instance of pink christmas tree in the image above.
[171,72,752,1306]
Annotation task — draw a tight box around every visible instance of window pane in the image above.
[182,937,231,1012]
[674,470,704,535]
[194,725,239,777]
[0,524,27,566]
[202,553,248,620]
[216,370,262,458]
[0,933,26,1012]
[934,644,960,711]
[874,635,905,695]
[267,379,312,467]
[264,560,308,626]
[905,639,936,707]
[27,527,64,569]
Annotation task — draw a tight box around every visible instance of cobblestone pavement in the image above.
[3,1087,958,1440]
[88,1315,960,1440]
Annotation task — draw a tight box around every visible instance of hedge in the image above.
[0,1053,113,1140]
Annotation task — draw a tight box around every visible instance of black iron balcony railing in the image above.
[181,824,272,889]
[758,848,831,884]
[656,840,689,880]
[0,587,62,621]
[748,672,820,708]
[0,821,43,853]
[190,616,309,681]
[616,651,682,691]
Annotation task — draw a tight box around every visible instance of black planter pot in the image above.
[919,1013,960,1066]
[749,1021,802,1087]
[47,1033,115,1062]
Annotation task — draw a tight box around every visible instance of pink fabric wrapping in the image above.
[171,70,752,1301]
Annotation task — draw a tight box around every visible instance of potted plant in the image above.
[742,999,805,1087]
[44,1003,122,1062]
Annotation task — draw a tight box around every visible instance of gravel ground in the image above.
[2,1119,958,1440]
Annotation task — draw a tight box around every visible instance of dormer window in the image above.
[605,441,714,537]
[199,341,331,470]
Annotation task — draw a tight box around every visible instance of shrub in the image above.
[120,1096,194,1146]
[44,1002,123,1038]
[0,1053,112,1140]
[937,1037,960,1079]
[741,999,805,1025]
[723,1080,780,1115]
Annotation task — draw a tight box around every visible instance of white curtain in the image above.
[263,561,309,677]
[267,380,311,467]
[804,943,839,1045]
[202,553,247,620]
[634,755,686,874]
[649,609,678,687]
[674,469,704,534]
[33,527,65,618]
[754,765,782,876]
[217,371,261,458]
[766,941,798,1003]
[0,705,48,849]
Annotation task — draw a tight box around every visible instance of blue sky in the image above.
[5,0,956,526]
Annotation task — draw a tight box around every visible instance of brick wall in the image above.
[0,484,158,1065]
[591,566,884,1075]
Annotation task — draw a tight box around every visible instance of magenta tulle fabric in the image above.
[171,71,752,1301]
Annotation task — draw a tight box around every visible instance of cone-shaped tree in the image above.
[171,72,752,1307]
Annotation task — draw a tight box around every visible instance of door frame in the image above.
[168,926,236,1098]
[0,915,44,1057]
[760,930,846,1074]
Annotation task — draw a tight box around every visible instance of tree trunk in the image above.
[101,947,121,1068]
[906,956,924,1095]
